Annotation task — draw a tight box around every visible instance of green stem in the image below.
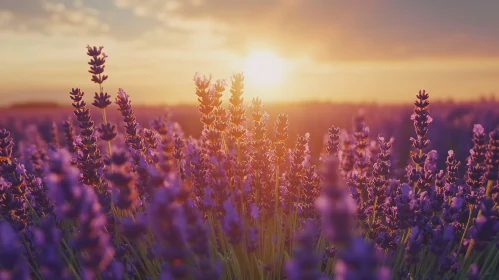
[21,233,41,279]
[370,196,378,227]
[465,180,494,260]
[482,249,499,278]
[457,205,474,256]
[101,108,113,172]
[23,255,43,280]
[59,246,81,280]
[61,238,81,271]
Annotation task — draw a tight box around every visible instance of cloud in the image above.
[0,10,13,27]
[190,0,499,61]
[0,0,109,35]
[109,0,499,61]
[4,0,498,61]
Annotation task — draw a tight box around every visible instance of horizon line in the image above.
[1,95,497,110]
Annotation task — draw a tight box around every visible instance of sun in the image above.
[244,50,285,86]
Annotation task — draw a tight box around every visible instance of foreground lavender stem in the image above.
[317,155,390,279]
[285,219,326,280]
[316,156,356,246]
[33,217,70,279]
[0,220,29,279]
[106,151,139,211]
[46,150,115,278]
[334,236,391,280]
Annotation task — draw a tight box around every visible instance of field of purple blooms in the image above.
[1,46,498,280]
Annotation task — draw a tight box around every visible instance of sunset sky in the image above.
[1,0,499,106]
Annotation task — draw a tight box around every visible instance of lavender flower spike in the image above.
[106,151,139,210]
[45,149,85,220]
[87,45,108,85]
[47,149,114,278]
[316,156,356,245]
[0,220,29,280]
[285,219,327,280]
[33,217,70,279]
[334,236,391,280]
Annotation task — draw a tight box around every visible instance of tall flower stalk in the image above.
[409,90,432,192]
[69,88,103,187]
[87,45,114,167]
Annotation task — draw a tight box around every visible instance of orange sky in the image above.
[1,0,499,106]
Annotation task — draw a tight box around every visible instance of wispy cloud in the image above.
[104,0,499,60]
[0,0,109,35]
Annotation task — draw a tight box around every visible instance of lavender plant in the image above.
[0,46,498,280]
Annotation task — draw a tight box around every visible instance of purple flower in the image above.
[72,185,115,280]
[69,87,104,186]
[405,226,423,264]
[466,198,499,251]
[33,217,70,279]
[106,151,139,210]
[222,199,243,244]
[326,125,341,157]
[26,174,53,216]
[467,264,480,280]
[409,90,431,178]
[119,215,147,241]
[0,179,29,232]
[149,187,189,278]
[86,45,108,85]
[45,149,85,219]
[316,156,356,245]
[485,128,499,180]
[273,113,289,165]
[115,88,145,153]
[62,120,77,153]
[46,150,114,278]
[98,123,117,142]
[467,124,487,192]
[92,92,112,109]
[246,226,259,252]
[0,128,14,161]
[425,150,438,174]
[0,220,29,280]
[286,219,326,280]
[334,236,391,280]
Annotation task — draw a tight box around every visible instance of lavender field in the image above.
[1,45,499,280]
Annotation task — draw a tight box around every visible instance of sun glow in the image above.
[244,50,285,86]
